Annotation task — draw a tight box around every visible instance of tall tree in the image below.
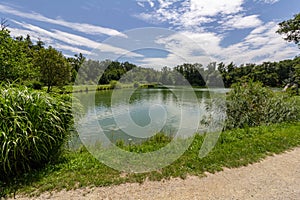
[277,13,300,47]
[68,53,86,82]
[34,46,71,92]
[0,29,31,82]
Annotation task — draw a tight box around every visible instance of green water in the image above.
[72,87,228,147]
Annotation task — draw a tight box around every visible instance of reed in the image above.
[0,84,73,180]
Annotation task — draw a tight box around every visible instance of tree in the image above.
[0,29,31,82]
[34,46,71,92]
[277,13,300,47]
[0,18,9,31]
[67,53,86,82]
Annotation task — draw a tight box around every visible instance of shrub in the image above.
[133,82,140,88]
[110,80,122,89]
[0,85,73,180]
[225,81,299,130]
[31,81,43,90]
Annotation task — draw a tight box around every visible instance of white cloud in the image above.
[136,0,245,30]
[223,15,262,29]
[254,0,280,4]
[54,44,93,55]
[189,0,243,16]
[137,31,221,68]
[10,21,143,58]
[136,0,155,8]
[213,22,298,64]
[8,27,53,44]
[134,0,298,67]
[148,0,155,8]
[0,4,127,37]
[136,22,299,68]
[137,2,145,7]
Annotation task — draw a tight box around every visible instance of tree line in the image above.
[1,13,299,90]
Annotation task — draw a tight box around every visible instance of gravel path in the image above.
[13,147,300,200]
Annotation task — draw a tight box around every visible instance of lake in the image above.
[71,87,228,148]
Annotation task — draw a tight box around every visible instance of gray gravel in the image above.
[12,147,300,200]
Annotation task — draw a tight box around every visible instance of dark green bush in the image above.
[225,81,299,129]
[0,85,73,180]
[31,81,43,90]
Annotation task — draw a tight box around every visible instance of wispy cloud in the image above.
[136,22,298,68]
[132,0,298,68]
[222,15,262,30]
[54,44,93,55]
[136,0,245,30]
[137,0,155,8]
[0,4,127,37]
[10,21,143,58]
[254,0,280,4]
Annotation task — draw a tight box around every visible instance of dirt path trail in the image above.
[14,147,300,200]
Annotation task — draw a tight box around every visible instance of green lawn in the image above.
[42,83,140,94]
[2,122,300,197]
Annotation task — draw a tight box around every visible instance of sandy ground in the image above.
[12,147,300,200]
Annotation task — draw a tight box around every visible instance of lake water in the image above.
[71,87,228,148]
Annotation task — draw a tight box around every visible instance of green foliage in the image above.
[217,58,300,88]
[225,81,299,129]
[31,81,43,90]
[2,122,300,197]
[98,61,136,85]
[67,53,86,83]
[1,26,300,89]
[118,133,172,153]
[0,29,32,82]
[133,82,140,88]
[0,85,73,180]
[277,13,300,46]
[174,63,205,86]
[34,46,71,92]
[109,80,122,89]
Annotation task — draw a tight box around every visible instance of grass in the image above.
[41,83,177,94]
[2,122,300,197]
[0,85,72,179]
[42,84,138,94]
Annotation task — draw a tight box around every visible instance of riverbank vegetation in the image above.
[1,122,300,197]
[0,85,73,179]
[1,23,300,92]
[1,13,300,198]
[1,81,300,198]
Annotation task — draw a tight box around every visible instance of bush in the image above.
[133,82,140,88]
[0,85,73,180]
[31,81,43,90]
[110,80,122,89]
[225,81,299,129]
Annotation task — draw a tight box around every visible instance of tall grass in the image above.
[0,84,73,180]
[225,81,299,129]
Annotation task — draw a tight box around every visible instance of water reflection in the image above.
[73,88,228,147]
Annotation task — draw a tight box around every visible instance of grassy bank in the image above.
[41,83,191,94]
[42,84,134,94]
[2,122,300,197]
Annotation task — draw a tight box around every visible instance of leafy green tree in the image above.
[68,53,86,82]
[277,13,300,47]
[0,29,31,82]
[34,46,71,92]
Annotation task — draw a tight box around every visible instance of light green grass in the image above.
[42,84,136,94]
[2,122,300,198]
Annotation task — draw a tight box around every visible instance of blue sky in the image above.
[0,0,299,69]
